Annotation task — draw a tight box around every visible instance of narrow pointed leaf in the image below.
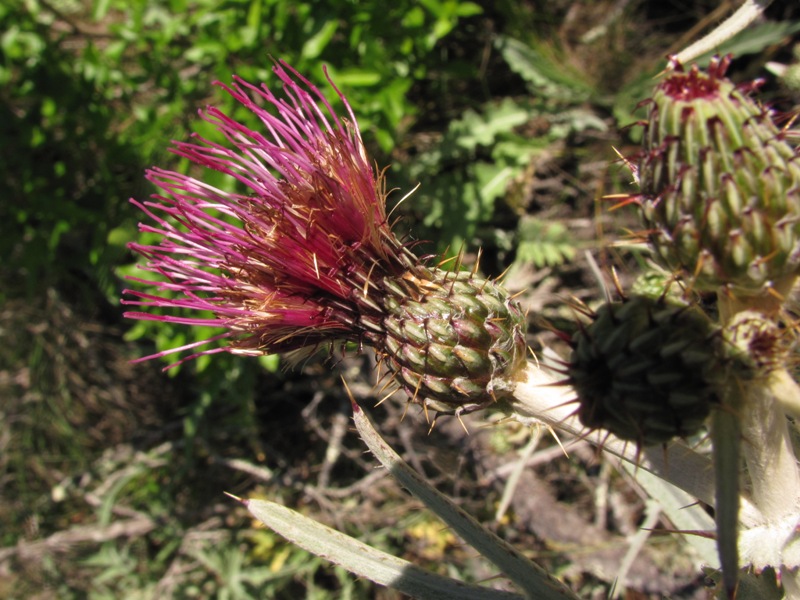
[351,400,578,600]
[241,497,523,600]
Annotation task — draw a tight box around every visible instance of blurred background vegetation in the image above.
[2,0,800,597]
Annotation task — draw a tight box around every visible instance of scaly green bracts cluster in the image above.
[638,56,800,297]
[361,267,528,415]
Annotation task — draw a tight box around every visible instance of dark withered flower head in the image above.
[124,61,528,415]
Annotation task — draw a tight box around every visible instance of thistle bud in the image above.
[364,267,527,414]
[637,56,800,297]
[567,294,722,445]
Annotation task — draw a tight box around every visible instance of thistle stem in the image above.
[735,370,800,596]
[770,367,800,423]
[716,293,800,590]
[740,372,800,522]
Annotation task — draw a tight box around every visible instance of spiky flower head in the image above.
[636,55,800,299]
[123,61,527,414]
[567,294,724,446]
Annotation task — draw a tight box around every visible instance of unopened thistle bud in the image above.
[637,56,800,297]
[567,294,723,445]
[123,61,527,415]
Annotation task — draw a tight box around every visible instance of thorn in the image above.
[494,263,513,283]
[376,372,396,393]
[437,252,457,269]
[549,395,582,416]
[766,281,786,302]
[224,491,247,505]
[781,110,799,133]
[374,355,388,382]
[427,414,438,435]
[604,194,643,211]
[453,246,464,273]
[341,376,361,413]
[447,272,458,296]
[688,251,708,294]
[596,430,613,459]
[410,372,424,405]
[568,295,594,317]
[645,525,716,538]
[754,248,780,269]
[400,399,411,422]
[471,248,482,277]
[374,387,398,407]
[546,424,569,458]
[612,145,639,180]
[455,409,470,435]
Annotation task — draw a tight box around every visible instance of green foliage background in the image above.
[2,0,799,596]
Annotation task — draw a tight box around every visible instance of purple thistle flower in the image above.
[124,61,528,415]
[124,61,415,365]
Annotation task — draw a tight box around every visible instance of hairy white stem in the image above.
[737,369,800,578]
[772,367,800,422]
[782,569,800,600]
[741,372,800,522]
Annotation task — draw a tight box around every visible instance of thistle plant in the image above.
[554,55,800,598]
[126,49,800,599]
